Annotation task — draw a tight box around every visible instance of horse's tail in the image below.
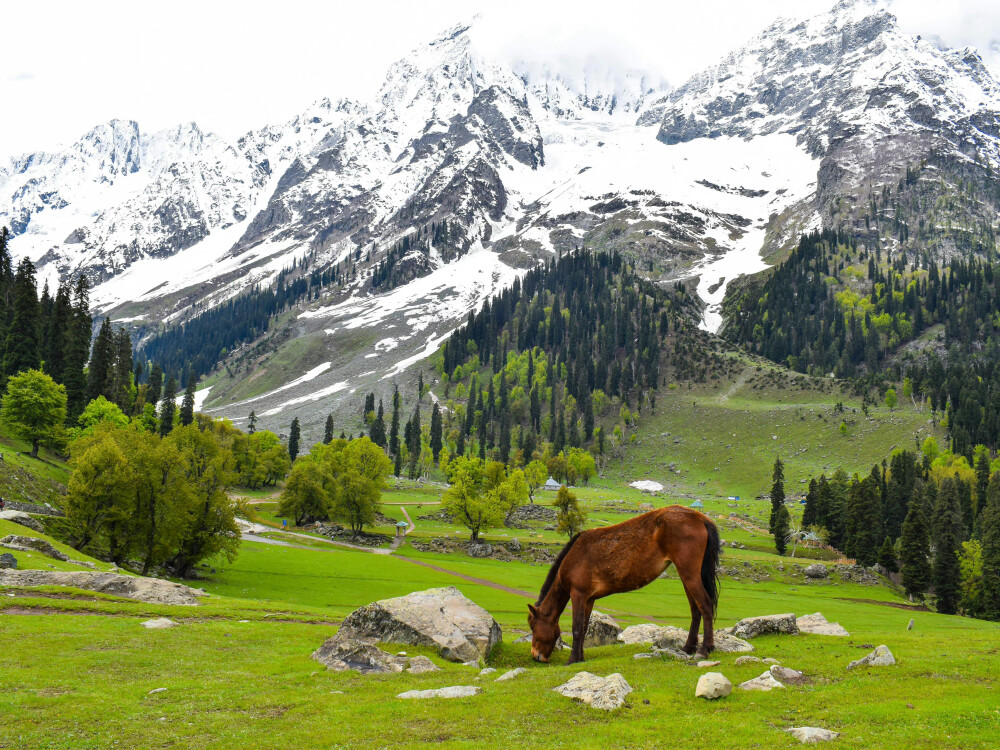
[701,519,722,615]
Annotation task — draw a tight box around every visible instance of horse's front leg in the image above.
[567,593,590,664]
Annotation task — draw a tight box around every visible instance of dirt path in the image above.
[715,366,751,403]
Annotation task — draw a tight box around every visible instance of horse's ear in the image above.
[527,604,538,617]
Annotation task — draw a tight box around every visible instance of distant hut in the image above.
[689,499,704,509]
[543,477,562,491]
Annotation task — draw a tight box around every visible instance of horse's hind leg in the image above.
[677,566,715,657]
[681,586,701,655]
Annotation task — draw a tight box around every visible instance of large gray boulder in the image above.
[770,665,808,685]
[0,552,16,569]
[553,672,633,710]
[0,535,69,561]
[797,612,850,636]
[729,613,798,639]
[803,564,829,579]
[652,625,754,654]
[738,670,785,691]
[0,511,44,533]
[397,685,480,699]
[847,645,895,670]
[0,570,206,605]
[332,586,501,663]
[583,610,622,647]
[467,543,492,558]
[617,623,666,645]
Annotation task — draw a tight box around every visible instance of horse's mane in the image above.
[536,533,580,605]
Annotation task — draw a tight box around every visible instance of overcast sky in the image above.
[2,0,999,160]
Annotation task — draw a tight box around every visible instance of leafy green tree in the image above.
[524,459,547,503]
[1,369,67,458]
[65,425,132,551]
[555,485,587,537]
[278,460,329,525]
[442,455,515,542]
[958,540,984,617]
[288,417,301,462]
[179,377,196,427]
[773,503,790,555]
[234,430,290,488]
[74,396,129,438]
[885,388,897,411]
[878,536,898,573]
[328,437,392,536]
[769,456,785,534]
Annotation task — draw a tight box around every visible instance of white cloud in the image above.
[0,0,997,160]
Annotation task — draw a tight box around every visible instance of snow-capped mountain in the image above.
[3,0,1000,438]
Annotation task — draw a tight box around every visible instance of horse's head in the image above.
[527,603,559,663]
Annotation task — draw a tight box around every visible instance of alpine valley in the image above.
[4,0,1000,441]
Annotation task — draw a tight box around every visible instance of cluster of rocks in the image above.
[719,561,771,582]
[505,503,557,529]
[408,536,557,566]
[308,523,391,547]
[0,534,69,562]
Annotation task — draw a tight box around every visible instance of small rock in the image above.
[770,665,807,685]
[786,727,840,743]
[494,667,526,682]
[739,670,785,691]
[907,619,914,631]
[617,623,666,645]
[147,688,167,695]
[397,685,481,699]
[406,656,441,674]
[396,651,407,657]
[478,667,497,677]
[0,552,16,569]
[697,660,721,668]
[804,564,829,579]
[553,672,633,710]
[734,655,763,666]
[763,657,780,665]
[141,618,178,630]
[695,672,732,700]
[507,538,522,552]
[847,645,895,670]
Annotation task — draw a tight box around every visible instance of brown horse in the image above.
[528,505,721,664]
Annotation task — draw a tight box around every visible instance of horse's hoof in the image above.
[681,645,697,655]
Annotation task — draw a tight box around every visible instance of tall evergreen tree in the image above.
[371,400,387,448]
[933,479,963,614]
[456,427,465,457]
[158,376,177,437]
[247,410,256,434]
[179,377,196,426]
[147,363,163,407]
[111,328,134,412]
[288,418,300,462]
[324,414,334,444]
[86,318,114,402]
[498,411,511,464]
[774,503,790,555]
[430,402,443,463]
[900,501,932,600]
[878,536,898,573]
[45,281,72,384]
[389,385,401,456]
[3,257,40,382]
[62,275,91,422]
[980,475,1000,620]
[769,456,785,534]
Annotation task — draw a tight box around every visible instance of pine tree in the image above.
[802,478,819,527]
[371,400,387,448]
[179,377,196,426]
[769,456,785,534]
[324,414,334,444]
[878,536,898,573]
[417,372,424,401]
[430,402,443,463]
[583,395,594,442]
[44,281,72,384]
[498,411,511,464]
[456,428,465,457]
[980,476,1000,620]
[774,503,790,555]
[111,328,134,412]
[62,276,90,422]
[933,479,963,614]
[900,492,932,599]
[394,449,403,478]
[389,385,401,456]
[158,376,177,436]
[247,410,257,434]
[288,418,300,462]
[147,363,163,407]
[86,318,114,403]
[3,257,40,382]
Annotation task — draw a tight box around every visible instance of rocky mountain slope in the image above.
[3,0,999,440]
